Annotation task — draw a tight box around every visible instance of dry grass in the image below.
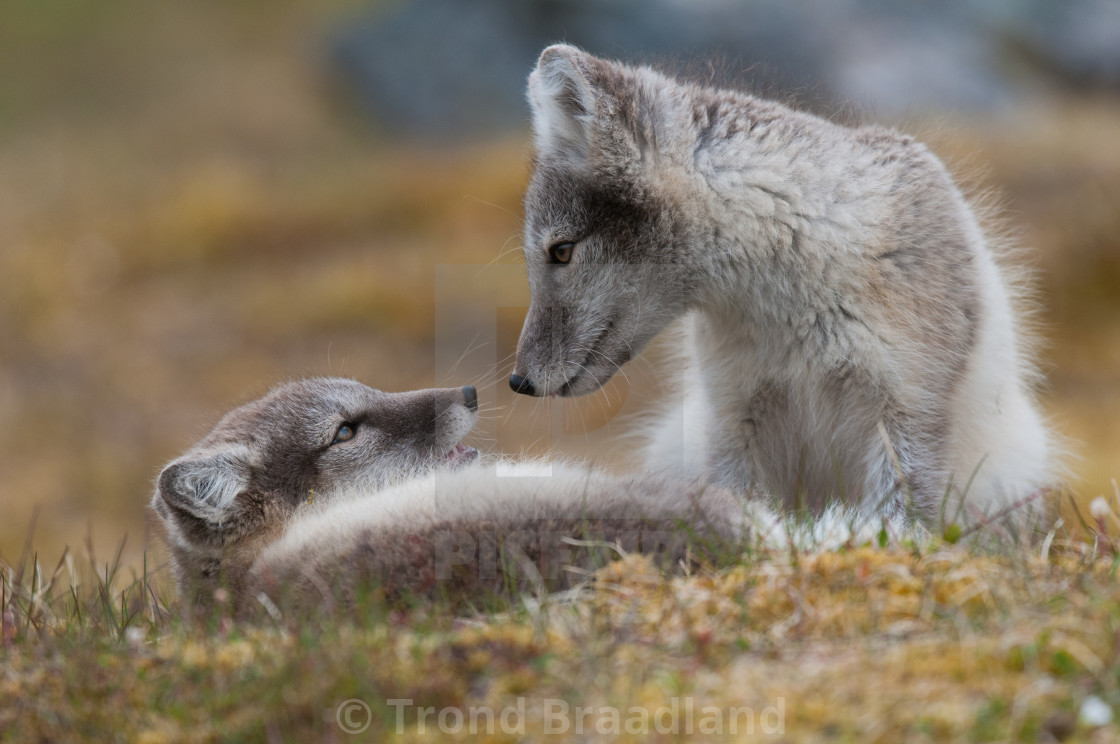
[1,3,1119,741]
[0,0,1117,569]
[4,515,1120,742]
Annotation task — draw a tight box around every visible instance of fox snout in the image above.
[510,302,632,398]
[425,384,480,445]
[461,384,479,411]
[509,303,556,397]
[508,374,537,397]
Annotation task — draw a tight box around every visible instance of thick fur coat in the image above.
[511,45,1056,527]
[151,378,753,619]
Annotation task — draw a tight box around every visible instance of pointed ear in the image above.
[156,447,252,525]
[528,44,600,162]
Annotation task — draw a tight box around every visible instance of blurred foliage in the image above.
[0,0,1118,572]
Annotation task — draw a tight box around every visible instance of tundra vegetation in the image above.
[1,2,1119,741]
[5,509,1120,741]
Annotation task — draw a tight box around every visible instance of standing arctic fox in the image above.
[510,45,1056,526]
[151,378,744,618]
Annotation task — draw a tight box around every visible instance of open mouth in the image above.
[442,442,479,467]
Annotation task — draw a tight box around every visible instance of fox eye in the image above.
[548,241,575,264]
[331,422,357,445]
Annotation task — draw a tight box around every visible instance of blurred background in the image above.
[1,0,1118,571]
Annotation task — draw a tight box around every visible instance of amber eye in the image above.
[331,422,357,445]
[548,241,575,264]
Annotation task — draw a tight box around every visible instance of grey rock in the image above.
[326,0,1120,139]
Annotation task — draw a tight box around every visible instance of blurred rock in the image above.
[329,0,536,139]
[1010,0,1120,88]
[327,0,1120,139]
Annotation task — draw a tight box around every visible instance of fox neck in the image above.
[673,102,835,352]
[169,523,288,619]
[679,196,797,333]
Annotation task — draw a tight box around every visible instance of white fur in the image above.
[264,459,672,564]
[153,375,933,612]
[261,458,923,571]
[516,45,1059,528]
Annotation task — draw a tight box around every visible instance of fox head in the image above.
[511,45,717,397]
[151,378,478,605]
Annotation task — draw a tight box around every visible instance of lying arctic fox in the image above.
[151,377,757,618]
[510,44,1057,526]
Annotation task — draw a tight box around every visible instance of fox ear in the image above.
[155,447,252,526]
[528,44,600,162]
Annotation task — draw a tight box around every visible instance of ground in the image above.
[4,531,1120,742]
[1,2,1119,741]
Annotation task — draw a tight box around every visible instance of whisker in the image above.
[484,234,525,268]
[441,333,488,382]
[463,194,520,220]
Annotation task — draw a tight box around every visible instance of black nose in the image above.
[461,385,478,413]
[509,373,536,396]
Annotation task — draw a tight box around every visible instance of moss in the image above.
[7,536,1120,742]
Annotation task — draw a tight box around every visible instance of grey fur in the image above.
[150,377,743,619]
[513,45,1057,525]
[152,378,480,612]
